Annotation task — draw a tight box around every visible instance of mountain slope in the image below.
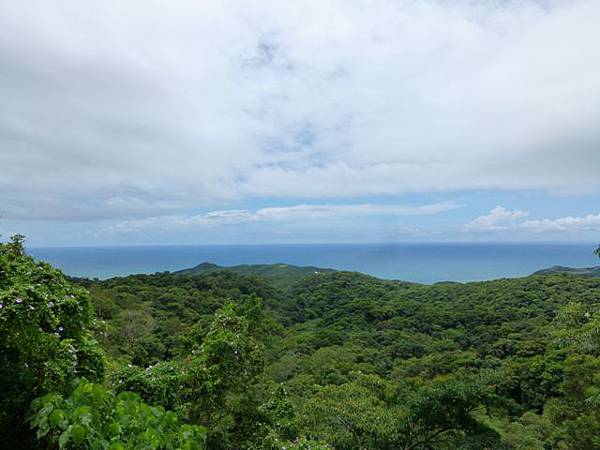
[173,262,335,290]
[533,265,600,277]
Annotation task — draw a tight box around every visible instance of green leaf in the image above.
[107,443,126,450]
[58,429,71,449]
[71,424,86,444]
[49,409,64,427]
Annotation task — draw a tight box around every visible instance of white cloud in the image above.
[467,206,600,233]
[0,1,600,222]
[105,201,461,234]
[520,214,600,233]
[466,206,529,230]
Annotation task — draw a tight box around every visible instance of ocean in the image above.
[27,242,599,284]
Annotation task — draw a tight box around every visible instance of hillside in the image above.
[173,261,335,289]
[5,235,600,450]
[533,265,600,277]
[77,268,600,448]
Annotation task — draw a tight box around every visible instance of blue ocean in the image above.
[27,243,599,284]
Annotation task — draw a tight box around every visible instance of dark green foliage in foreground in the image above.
[5,236,600,448]
[30,379,206,450]
[0,235,104,449]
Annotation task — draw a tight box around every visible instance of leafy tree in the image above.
[302,372,398,449]
[30,379,206,450]
[302,372,501,449]
[186,304,266,449]
[111,361,185,412]
[0,235,104,448]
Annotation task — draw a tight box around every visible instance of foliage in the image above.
[186,304,266,449]
[30,378,206,450]
[111,361,185,412]
[73,264,600,449]
[302,372,502,450]
[7,238,600,449]
[173,262,334,290]
[0,235,104,448]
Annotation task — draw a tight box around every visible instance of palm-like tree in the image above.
[595,245,600,261]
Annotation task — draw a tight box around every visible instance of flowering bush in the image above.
[0,235,104,447]
[111,361,185,412]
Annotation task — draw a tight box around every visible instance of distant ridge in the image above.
[173,262,335,289]
[533,265,600,277]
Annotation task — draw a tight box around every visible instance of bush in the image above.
[0,235,104,448]
[30,379,206,450]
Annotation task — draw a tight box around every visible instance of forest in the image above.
[3,235,600,449]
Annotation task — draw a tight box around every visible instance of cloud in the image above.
[466,206,529,230]
[1,0,600,222]
[467,206,600,233]
[520,214,600,233]
[104,201,461,234]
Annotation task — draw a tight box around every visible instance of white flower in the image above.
[58,326,64,332]
[0,304,3,309]
[15,297,23,304]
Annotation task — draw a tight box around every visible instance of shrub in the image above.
[0,235,104,448]
[30,378,206,450]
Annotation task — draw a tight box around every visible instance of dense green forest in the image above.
[3,236,600,449]
[172,262,334,290]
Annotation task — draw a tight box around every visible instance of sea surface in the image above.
[27,243,599,284]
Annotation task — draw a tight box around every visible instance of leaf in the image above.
[71,424,86,444]
[58,429,71,449]
[49,409,64,427]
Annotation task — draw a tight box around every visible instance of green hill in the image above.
[172,261,335,289]
[533,265,600,277]
[8,232,600,449]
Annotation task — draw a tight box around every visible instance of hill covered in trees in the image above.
[173,262,335,290]
[3,235,600,449]
[533,265,600,278]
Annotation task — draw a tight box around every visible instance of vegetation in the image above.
[30,379,206,450]
[172,262,334,290]
[3,235,600,448]
[533,265,600,277]
[0,235,104,449]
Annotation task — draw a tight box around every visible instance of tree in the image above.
[595,245,600,261]
[186,304,266,449]
[0,235,104,449]
[302,372,502,450]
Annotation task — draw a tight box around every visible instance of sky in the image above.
[1,0,600,246]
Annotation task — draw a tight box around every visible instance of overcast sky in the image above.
[1,0,599,246]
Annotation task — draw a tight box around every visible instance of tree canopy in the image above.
[3,235,600,448]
